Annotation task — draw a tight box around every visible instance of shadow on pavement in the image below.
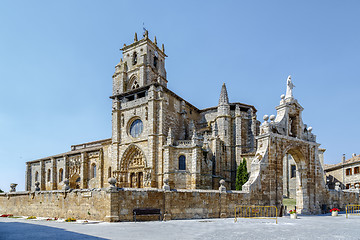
[0,222,108,240]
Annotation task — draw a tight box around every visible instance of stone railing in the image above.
[175,140,192,146]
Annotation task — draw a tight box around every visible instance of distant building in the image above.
[325,153,360,189]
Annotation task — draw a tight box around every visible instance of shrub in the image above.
[27,216,36,219]
[236,159,249,190]
[0,214,13,217]
[330,208,340,212]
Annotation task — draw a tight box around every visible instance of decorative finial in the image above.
[154,36,157,45]
[285,75,295,99]
[120,58,123,62]
[143,30,148,39]
[162,44,165,53]
[123,43,126,47]
[134,32,138,42]
[269,115,276,122]
[263,115,269,122]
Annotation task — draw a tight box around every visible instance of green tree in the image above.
[0,189,3,193]
[235,159,249,190]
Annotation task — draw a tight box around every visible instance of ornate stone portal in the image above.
[243,77,326,214]
[118,145,147,188]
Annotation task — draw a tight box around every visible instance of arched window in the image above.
[59,168,63,182]
[47,169,51,182]
[179,155,186,170]
[91,163,96,179]
[131,80,139,89]
[108,166,112,178]
[153,56,158,68]
[132,52,137,65]
[35,171,39,182]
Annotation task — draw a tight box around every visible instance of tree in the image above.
[235,159,249,190]
[0,189,3,193]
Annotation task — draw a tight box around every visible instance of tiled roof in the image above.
[324,155,360,171]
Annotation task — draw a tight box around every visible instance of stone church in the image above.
[25,31,261,192]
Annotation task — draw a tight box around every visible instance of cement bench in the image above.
[133,208,162,222]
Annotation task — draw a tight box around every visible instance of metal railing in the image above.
[234,205,278,224]
[346,205,360,218]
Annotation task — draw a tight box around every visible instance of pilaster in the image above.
[81,152,88,189]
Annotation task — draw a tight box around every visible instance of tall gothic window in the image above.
[179,155,186,170]
[35,171,39,182]
[59,168,63,182]
[91,163,96,179]
[132,52,137,65]
[153,56,158,68]
[47,169,51,182]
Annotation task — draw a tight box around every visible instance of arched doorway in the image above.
[242,77,327,214]
[118,145,147,188]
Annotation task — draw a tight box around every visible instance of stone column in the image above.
[25,162,31,191]
[81,152,88,189]
[40,160,45,191]
[51,157,57,190]
[64,155,69,180]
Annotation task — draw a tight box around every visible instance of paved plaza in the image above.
[1,213,360,240]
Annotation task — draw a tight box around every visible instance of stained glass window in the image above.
[130,119,143,138]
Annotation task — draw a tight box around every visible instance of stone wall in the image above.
[0,190,110,221]
[0,188,250,222]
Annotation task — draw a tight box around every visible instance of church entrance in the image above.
[118,145,146,188]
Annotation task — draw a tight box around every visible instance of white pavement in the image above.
[1,214,360,240]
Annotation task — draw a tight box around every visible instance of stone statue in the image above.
[285,75,295,99]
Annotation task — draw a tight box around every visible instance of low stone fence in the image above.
[0,188,250,222]
[109,188,251,221]
[0,190,110,221]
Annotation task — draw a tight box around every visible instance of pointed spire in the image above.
[154,36,157,45]
[134,32,138,42]
[120,58,123,62]
[218,83,229,105]
[162,44,165,53]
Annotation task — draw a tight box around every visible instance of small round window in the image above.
[129,119,143,138]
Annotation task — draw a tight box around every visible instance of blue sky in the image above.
[1,1,360,191]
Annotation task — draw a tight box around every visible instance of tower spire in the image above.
[134,32,138,42]
[218,83,229,105]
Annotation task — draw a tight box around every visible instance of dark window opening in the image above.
[153,56,158,68]
[126,95,135,101]
[137,91,146,98]
[230,105,236,111]
[346,168,352,176]
[355,167,360,174]
[291,165,296,178]
[179,155,186,170]
[132,52,137,65]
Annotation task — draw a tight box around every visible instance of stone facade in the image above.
[25,31,259,192]
[325,154,360,190]
[2,32,357,221]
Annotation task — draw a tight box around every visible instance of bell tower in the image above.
[112,30,167,95]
